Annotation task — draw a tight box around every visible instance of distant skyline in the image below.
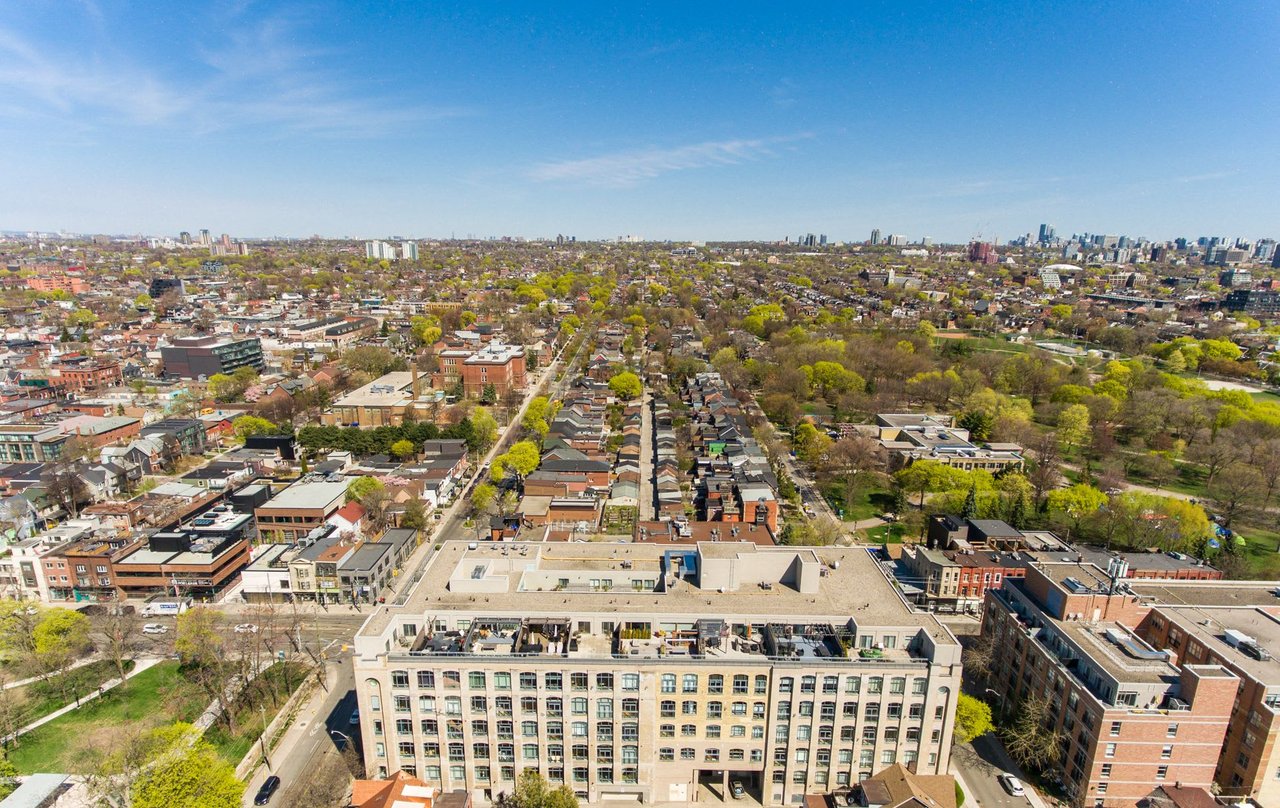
[1,1,1277,242]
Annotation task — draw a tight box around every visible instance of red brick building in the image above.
[54,360,123,393]
[981,562,1250,806]
[460,342,527,397]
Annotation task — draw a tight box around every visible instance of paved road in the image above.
[952,735,1038,808]
[638,391,655,521]
[244,661,357,807]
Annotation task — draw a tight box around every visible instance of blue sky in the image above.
[1,1,1277,242]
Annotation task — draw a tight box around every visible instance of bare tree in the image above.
[92,605,140,682]
[1209,463,1262,528]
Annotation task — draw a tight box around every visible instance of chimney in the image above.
[411,365,420,398]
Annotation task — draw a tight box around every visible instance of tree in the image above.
[345,476,385,504]
[127,723,243,808]
[341,345,406,378]
[409,315,442,347]
[506,767,580,808]
[471,482,497,517]
[233,415,276,441]
[390,439,416,460]
[961,484,978,519]
[402,498,427,530]
[608,371,642,401]
[1209,463,1262,528]
[480,383,498,404]
[1187,430,1243,488]
[894,460,967,509]
[953,693,994,745]
[818,435,885,516]
[1002,695,1063,770]
[133,292,153,309]
[42,465,90,518]
[792,422,832,464]
[962,634,995,683]
[33,608,91,700]
[1056,403,1091,454]
[1046,483,1108,535]
[522,396,556,441]
[174,608,236,733]
[501,440,541,483]
[92,605,140,682]
[471,407,499,453]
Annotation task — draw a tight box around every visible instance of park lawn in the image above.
[864,523,908,544]
[822,484,893,522]
[9,661,202,774]
[203,661,311,765]
[1250,390,1280,404]
[8,659,134,728]
[1239,527,1280,579]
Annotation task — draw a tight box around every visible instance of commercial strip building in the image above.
[353,540,963,807]
[980,560,1280,806]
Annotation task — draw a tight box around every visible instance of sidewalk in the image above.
[2,655,101,691]
[239,662,342,801]
[2,656,163,744]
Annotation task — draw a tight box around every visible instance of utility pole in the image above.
[260,703,272,769]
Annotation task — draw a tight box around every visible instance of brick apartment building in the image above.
[52,359,123,393]
[254,479,349,543]
[980,560,1275,806]
[460,342,527,397]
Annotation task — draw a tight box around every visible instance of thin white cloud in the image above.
[0,10,469,140]
[530,135,808,187]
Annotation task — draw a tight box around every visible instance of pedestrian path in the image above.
[2,656,163,744]
[2,655,101,691]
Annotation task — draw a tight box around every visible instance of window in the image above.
[520,672,537,690]
[596,673,614,690]
[523,744,539,761]
[845,676,861,694]
[547,721,563,740]
[731,726,746,738]
[443,697,461,715]
[396,719,412,734]
[547,698,563,717]
[1110,721,1122,737]
[659,747,675,761]
[864,703,880,721]
[868,677,883,694]
[571,673,588,691]
[707,725,721,739]
[779,677,794,694]
[797,725,811,741]
[661,674,676,693]
[795,749,808,763]
[777,701,791,719]
[545,673,562,691]
[881,750,896,765]
[394,695,411,713]
[801,675,816,694]
[571,697,588,715]
[472,720,488,736]
[419,695,436,713]
[521,697,538,714]
[755,675,768,695]
[1168,723,1179,738]
[622,698,639,718]
[681,748,695,761]
[470,696,487,713]
[660,700,676,718]
[799,701,813,717]
[707,702,723,719]
[754,702,766,719]
[660,724,675,738]
[1105,743,1116,758]
[682,700,698,716]
[422,741,439,757]
[420,719,436,736]
[1156,765,1168,780]
[774,748,788,765]
[622,673,640,692]
[392,670,410,688]
[707,674,724,694]
[443,670,460,689]
[732,702,747,716]
[417,671,435,688]
[887,702,902,719]
[470,672,487,688]
[705,749,720,762]
[682,724,697,737]
[683,674,698,693]
[820,702,836,720]
[1161,745,1173,759]
[862,727,877,743]
[448,743,465,761]
[890,677,905,694]
[912,678,927,695]
[1097,783,1108,794]
[823,676,839,694]
[1100,764,1112,777]
[597,698,614,719]
[522,721,538,737]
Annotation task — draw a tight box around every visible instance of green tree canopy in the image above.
[345,476,386,504]
[607,371,642,401]
[233,415,276,441]
[390,439,416,459]
[128,723,244,808]
[953,693,994,744]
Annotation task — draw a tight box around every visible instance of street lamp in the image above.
[983,687,1006,719]
[330,730,354,749]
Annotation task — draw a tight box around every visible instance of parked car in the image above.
[998,773,1025,797]
[253,775,281,805]
[730,780,745,799]
[142,623,167,635]
[234,623,259,634]
[349,708,360,725]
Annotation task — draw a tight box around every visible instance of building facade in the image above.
[160,336,265,379]
[354,541,963,807]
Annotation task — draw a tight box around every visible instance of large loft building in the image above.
[353,541,963,807]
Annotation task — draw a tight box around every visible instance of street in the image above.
[242,659,358,807]
[952,735,1036,808]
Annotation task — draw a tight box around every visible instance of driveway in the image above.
[952,734,1043,808]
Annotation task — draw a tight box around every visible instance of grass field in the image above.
[8,659,311,773]
[8,661,202,774]
[5,659,134,729]
[820,483,893,521]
